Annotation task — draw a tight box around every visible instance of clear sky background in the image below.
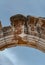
[0,0,45,65]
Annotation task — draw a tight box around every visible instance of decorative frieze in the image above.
[0,14,45,52]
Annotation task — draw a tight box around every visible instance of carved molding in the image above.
[0,14,45,52]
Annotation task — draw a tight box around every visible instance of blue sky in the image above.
[0,0,45,65]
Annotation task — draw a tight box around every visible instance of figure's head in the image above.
[10,14,26,34]
[27,16,39,26]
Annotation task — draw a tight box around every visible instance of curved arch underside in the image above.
[0,14,45,53]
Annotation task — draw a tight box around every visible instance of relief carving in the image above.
[0,14,45,52]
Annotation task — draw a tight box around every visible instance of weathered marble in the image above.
[0,14,45,52]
